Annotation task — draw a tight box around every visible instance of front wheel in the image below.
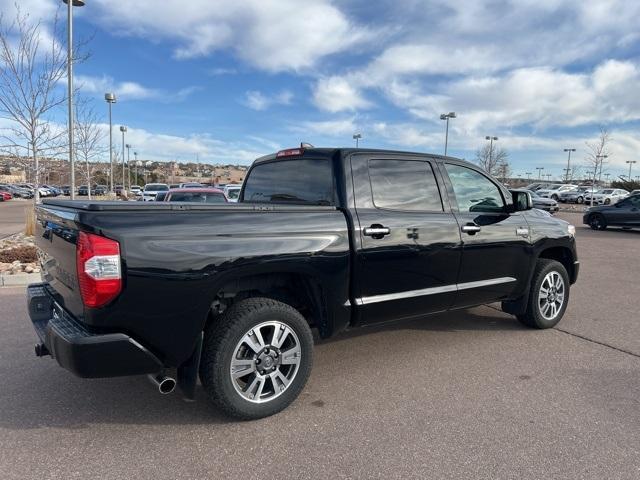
[517,259,570,329]
[199,298,314,420]
[576,196,584,204]
[589,213,607,230]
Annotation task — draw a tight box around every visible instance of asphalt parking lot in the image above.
[0,199,28,239]
[0,211,638,479]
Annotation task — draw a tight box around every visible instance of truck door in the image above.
[350,154,462,325]
[439,162,532,308]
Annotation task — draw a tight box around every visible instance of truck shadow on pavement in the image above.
[1,306,523,430]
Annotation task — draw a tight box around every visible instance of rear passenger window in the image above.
[445,164,505,213]
[368,160,443,211]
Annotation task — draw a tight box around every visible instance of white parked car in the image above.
[557,186,592,203]
[584,188,629,205]
[536,184,578,200]
[142,183,169,201]
[130,185,143,197]
[223,184,242,203]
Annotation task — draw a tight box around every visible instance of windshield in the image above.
[243,158,333,205]
[144,184,169,191]
[168,192,227,203]
[226,188,240,199]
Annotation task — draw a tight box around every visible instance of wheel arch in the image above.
[537,246,576,284]
[205,270,335,338]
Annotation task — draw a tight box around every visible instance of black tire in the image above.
[588,213,607,230]
[199,297,314,420]
[551,194,559,201]
[517,259,570,329]
[604,198,611,205]
[576,196,584,204]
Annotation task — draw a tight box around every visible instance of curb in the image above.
[0,272,41,287]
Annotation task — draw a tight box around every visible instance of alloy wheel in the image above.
[538,271,565,320]
[229,321,302,403]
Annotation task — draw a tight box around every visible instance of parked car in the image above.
[77,185,89,196]
[583,188,629,205]
[61,185,71,196]
[42,185,61,197]
[0,191,12,201]
[525,189,559,213]
[223,184,242,202]
[629,189,640,196]
[163,187,228,203]
[0,184,32,199]
[93,185,108,196]
[583,194,640,230]
[558,186,592,204]
[28,147,579,420]
[535,184,578,200]
[142,183,169,201]
[37,186,52,197]
[115,185,125,196]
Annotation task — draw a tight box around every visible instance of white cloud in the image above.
[75,75,198,102]
[313,76,373,113]
[294,118,356,137]
[90,0,372,72]
[243,90,293,111]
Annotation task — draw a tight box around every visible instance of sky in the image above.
[2,0,640,179]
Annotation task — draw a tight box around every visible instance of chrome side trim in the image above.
[351,277,517,306]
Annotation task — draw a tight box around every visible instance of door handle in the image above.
[461,224,481,235]
[363,225,390,237]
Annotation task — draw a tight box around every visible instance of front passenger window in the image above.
[445,164,505,213]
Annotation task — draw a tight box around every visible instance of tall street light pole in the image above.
[120,125,127,191]
[126,144,132,189]
[485,136,498,170]
[526,172,532,181]
[440,112,456,156]
[536,167,544,180]
[353,133,362,148]
[105,92,116,193]
[563,148,576,182]
[134,151,138,186]
[63,0,85,200]
[626,160,637,181]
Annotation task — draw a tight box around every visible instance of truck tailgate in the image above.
[35,205,85,318]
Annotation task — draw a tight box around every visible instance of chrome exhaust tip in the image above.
[148,373,176,394]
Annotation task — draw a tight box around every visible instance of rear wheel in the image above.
[517,259,569,329]
[199,297,313,420]
[588,213,607,230]
[604,198,611,205]
[576,196,584,204]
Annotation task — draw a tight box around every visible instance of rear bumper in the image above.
[27,283,163,378]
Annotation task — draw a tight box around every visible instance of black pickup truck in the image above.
[28,147,579,419]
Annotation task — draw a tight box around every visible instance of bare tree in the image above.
[0,8,70,202]
[475,144,510,178]
[74,98,106,199]
[584,127,612,206]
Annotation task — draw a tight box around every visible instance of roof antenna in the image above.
[300,142,314,148]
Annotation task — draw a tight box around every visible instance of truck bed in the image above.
[35,200,352,366]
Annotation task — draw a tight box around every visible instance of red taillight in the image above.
[276,148,303,158]
[76,232,122,308]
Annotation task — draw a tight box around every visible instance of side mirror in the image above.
[511,190,532,212]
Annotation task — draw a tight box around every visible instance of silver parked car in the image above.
[584,188,629,205]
